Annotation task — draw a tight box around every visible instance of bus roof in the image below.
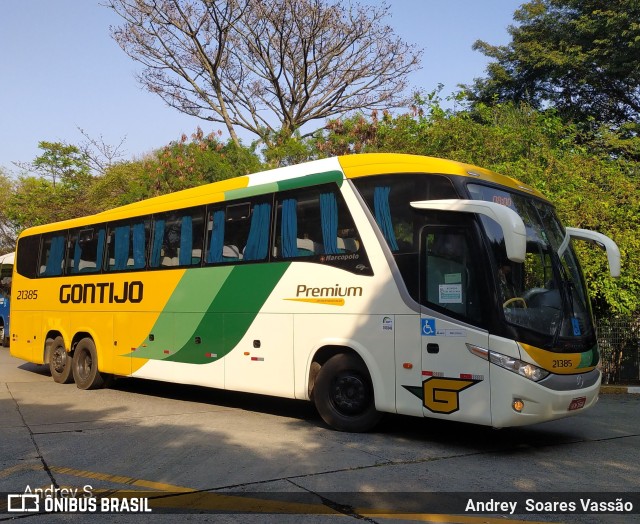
[19,153,545,236]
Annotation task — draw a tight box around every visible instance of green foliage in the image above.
[467,0,640,133]
[261,131,316,168]
[8,142,97,230]
[0,170,19,253]
[140,129,263,197]
[87,159,150,210]
[31,141,91,187]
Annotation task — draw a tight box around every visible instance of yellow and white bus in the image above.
[10,153,620,431]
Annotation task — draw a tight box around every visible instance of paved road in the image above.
[1,346,638,523]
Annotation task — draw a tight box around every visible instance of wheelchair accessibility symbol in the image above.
[421,318,436,336]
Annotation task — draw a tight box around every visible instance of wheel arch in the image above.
[307,342,389,411]
[44,330,100,362]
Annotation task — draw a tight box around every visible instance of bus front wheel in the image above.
[72,338,107,390]
[313,353,381,432]
[49,336,73,384]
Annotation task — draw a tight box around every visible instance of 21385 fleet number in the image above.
[552,359,573,369]
[16,289,38,300]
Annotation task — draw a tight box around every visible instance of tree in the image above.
[466,0,640,131]
[107,0,421,147]
[8,142,96,229]
[141,128,263,195]
[88,128,263,209]
[14,141,90,188]
[0,170,19,253]
[77,127,128,176]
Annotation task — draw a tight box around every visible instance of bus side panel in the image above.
[225,313,294,397]
[394,314,424,418]
[10,311,41,363]
[294,314,396,413]
[420,316,491,426]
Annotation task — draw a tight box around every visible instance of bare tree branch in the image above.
[76,127,128,175]
[106,0,422,145]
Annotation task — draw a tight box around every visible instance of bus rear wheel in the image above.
[49,336,73,384]
[72,338,107,390]
[313,353,381,432]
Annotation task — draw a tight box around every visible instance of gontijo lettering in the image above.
[59,281,143,304]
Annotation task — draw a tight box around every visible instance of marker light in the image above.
[512,399,525,412]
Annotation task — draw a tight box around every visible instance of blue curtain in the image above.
[44,235,65,276]
[281,198,298,258]
[207,210,225,263]
[179,215,193,265]
[94,229,105,272]
[150,219,165,267]
[374,186,399,252]
[320,192,338,255]
[114,226,130,270]
[133,222,146,269]
[244,203,271,261]
[73,240,81,274]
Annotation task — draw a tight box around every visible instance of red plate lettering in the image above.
[568,396,586,411]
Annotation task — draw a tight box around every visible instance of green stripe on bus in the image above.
[129,263,290,364]
[224,182,280,201]
[276,171,343,192]
[223,171,343,202]
[166,262,290,364]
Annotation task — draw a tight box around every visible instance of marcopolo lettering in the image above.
[59,281,144,304]
[296,284,363,298]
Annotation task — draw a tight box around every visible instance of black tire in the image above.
[313,353,382,432]
[72,338,106,390]
[49,336,74,384]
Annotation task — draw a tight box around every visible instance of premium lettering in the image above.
[296,284,363,298]
[59,281,143,304]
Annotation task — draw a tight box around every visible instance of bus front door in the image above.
[418,224,492,425]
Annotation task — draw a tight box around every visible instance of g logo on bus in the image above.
[404,377,481,414]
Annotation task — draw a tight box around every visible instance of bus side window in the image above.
[0,260,11,295]
[106,220,149,271]
[67,227,106,274]
[16,236,39,279]
[275,186,362,259]
[215,199,272,263]
[205,207,226,263]
[423,229,482,324]
[243,200,272,262]
[39,233,66,277]
[151,208,205,268]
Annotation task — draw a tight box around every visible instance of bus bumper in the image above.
[490,367,601,428]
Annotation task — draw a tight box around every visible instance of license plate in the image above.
[568,396,586,411]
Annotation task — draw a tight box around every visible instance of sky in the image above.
[0,0,524,173]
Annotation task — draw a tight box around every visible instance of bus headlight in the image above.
[466,344,550,382]
[489,352,550,382]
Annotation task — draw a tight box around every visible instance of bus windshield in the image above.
[467,184,593,341]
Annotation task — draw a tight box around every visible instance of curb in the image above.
[600,385,640,394]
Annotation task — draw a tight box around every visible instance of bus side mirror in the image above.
[560,227,621,278]
[410,199,527,263]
